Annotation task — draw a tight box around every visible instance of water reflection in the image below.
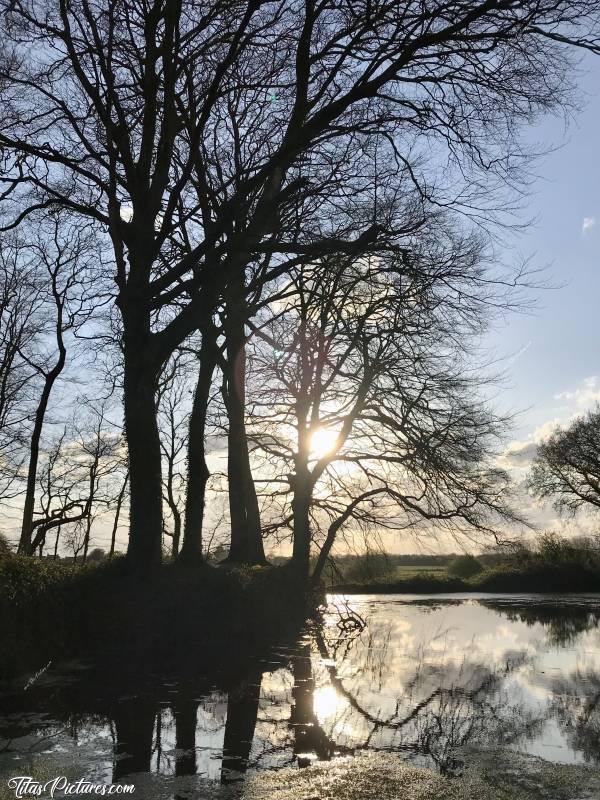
[289,644,335,766]
[112,697,156,780]
[221,672,262,782]
[313,624,542,775]
[481,599,600,647]
[1,594,600,787]
[551,669,600,764]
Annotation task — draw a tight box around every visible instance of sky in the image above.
[484,54,599,472]
[374,55,600,553]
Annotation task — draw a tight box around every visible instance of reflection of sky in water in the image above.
[1,594,600,785]
[314,595,600,767]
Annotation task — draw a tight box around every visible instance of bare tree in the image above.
[0,236,40,503]
[18,219,97,554]
[157,358,190,558]
[250,239,527,580]
[28,403,123,557]
[527,407,600,516]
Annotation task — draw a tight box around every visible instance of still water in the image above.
[1,594,600,788]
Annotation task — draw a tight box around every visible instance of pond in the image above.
[1,593,600,795]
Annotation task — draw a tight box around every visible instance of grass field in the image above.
[393,565,449,578]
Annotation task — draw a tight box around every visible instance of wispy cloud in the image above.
[582,216,596,234]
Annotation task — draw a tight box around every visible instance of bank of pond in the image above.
[328,536,600,594]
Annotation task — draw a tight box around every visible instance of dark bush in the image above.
[343,552,393,583]
[335,572,468,594]
[472,562,600,593]
[87,547,106,562]
[447,554,483,579]
[0,533,11,558]
[0,556,311,680]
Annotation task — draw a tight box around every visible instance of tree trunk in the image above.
[311,519,338,586]
[291,479,312,582]
[109,472,128,559]
[311,490,382,585]
[53,526,61,560]
[222,279,266,565]
[171,509,182,558]
[123,332,163,571]
[290,329,314,580]
[179,330,217,564]
[18,363,65,555]
[221,672,262,783]
[82,515,93,563]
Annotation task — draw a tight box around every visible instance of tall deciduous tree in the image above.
[18,220,96,554]
[2,0,600,570]
[0,237,39,502]
[180,322,220,564]
[250,237,527,580]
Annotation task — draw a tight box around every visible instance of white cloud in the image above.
[582,216,596,234]
[501,440,538,468]
[501,377,600,471]
[555,375,600,409]
[501,418,562,469]
[530,417,562,442]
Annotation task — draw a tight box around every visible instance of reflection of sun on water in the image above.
[313,686,342,723]
[310,427,339,458]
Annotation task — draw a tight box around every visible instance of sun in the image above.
[310,427,339,459]
[313,686,343,723]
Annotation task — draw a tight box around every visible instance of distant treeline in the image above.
[318,549,505,585]
[327,533,600,593]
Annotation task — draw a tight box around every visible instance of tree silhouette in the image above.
[528,406,600,516]
[3,0,600,570]
[249,250,527,579]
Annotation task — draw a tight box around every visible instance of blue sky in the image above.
[489,54,600,448]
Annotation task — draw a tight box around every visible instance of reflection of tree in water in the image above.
[551,669,600,765]
[12,600,599,783]
[289,644,335,765]
[93,616,550,781]
[235,611,547,776]
[112,697,156,780]
[105,678,265,784]
[313,628,545,775]
[221,672,263,783]
[481,601,600,647]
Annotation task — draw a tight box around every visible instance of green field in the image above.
[394,565,449,578]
